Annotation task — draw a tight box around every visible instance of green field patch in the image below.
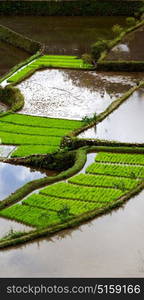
[0,113,82,129]
[0,204,63,229]
[68,174,138,190]
[40,182,124,203]
[0,122,69,137]
[22,194,105,216]
[86,162,144,179]
[12,145,59,157]
[0,131,61,146]
[95,152,144,166]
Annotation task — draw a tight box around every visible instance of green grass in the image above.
[8,55,93,83]
[40,182,124,203]
[86,162,144,179]
[0,204,64,229]
[68,173,138,190]
[22,194,105,216]
[12,145,59,157]
[95,152,144,166]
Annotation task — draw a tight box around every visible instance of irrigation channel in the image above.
[0,13,144,277]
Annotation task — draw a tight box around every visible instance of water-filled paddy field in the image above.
[0,41,29,77]
[79,88,144,143]
[0,16,126,55]
[17,69,144,119]
[0,12,144,278]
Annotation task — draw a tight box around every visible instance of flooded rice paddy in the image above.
[107,25,144,61]
[79,88,144,143]
[17,69,143,119]
[0,16,126,55]
[0,41,29,77]
[0,160,144,277]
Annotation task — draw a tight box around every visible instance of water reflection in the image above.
[0,16,126,55]
[18,69,140,119]
[79,88,144,143]
[107,25,144,61]
[0,218,32,239]
[0,162,47,200]
[0,145,16,158]
[0,41,29,77]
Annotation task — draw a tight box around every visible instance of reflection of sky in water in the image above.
[0,162,45,200]
[18,69,135,120]
[0,218,32,238]
[79,89,144,143]
[0,145,16,158]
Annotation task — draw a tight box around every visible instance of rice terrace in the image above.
[0,0,144,277]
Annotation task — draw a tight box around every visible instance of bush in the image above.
[112,24,123,36]
[91,40,109,61]
[126,17,137,27]
[81,53,93,65]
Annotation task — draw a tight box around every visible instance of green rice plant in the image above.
[0,204,64,229]
[0,122,69,137]
[12,145,59,157]
[0,113,82,130]
[0,131,61,146]
[95,152,144,166]
[22,194,105,216]
[86,162,144,179]
[68,174,138,190]
[40,182,124,203]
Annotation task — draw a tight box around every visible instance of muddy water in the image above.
[107,25,144,61]
[0,162,58,201]
[17,69,141,119]
[79,88,144,143]
[0,16,126,55]
[0,218,32,239]
[1,188,144,277]
[0,41,29,77]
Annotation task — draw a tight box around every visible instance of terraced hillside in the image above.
[1,152,143,229]
[0,113,82,157]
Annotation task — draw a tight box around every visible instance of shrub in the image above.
[126,17,137,27]
[82,113,97,125]
[81,53,93,65]
[112,24,123,36]
[91,40,109,61]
